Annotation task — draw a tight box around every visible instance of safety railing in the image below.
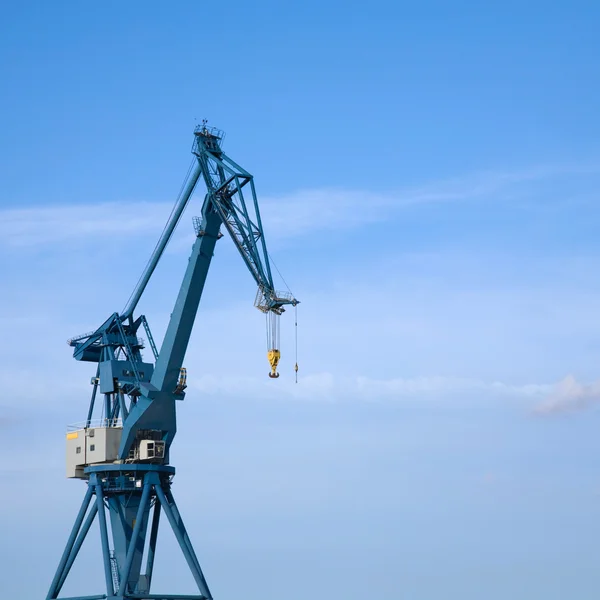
[254,287,297,312]
[67,418,123,432]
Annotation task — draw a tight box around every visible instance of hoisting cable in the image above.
[294,303,298,383]
[265,250,299,380]
[267,251,295,297]
[267,310,281,379]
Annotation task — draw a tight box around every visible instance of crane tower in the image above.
[46,124,298,600]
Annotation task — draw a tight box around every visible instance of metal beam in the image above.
[57,502,99,593]
[164,489,204,582]
[122,163,202,319]
[150,207,222,395]
[144,498,162,588]
[118,480,152,595]
[46,485,94,599]
[55,595,107,600]
[154,485,212,599]
[94,480,115,597]
[127,595,207,599]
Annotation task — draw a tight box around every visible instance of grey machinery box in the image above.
[66,427,123,478]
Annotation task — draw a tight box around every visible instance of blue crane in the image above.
[46,124,298,600]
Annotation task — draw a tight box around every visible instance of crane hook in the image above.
[267,349,281,379]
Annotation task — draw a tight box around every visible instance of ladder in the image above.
[109,550,119,593]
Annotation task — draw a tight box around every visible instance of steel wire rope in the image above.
[266,251,295,297]
[294,303,298,383]
[264,251,298,376]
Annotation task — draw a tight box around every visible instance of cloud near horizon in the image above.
[533,374,600,415]
[3,161,600,249]
[191,371,552,403]
[2,162,600,418]
[189,371,600,417]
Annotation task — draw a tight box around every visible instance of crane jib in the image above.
[65,123,299,457]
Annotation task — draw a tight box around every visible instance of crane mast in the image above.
[46,125,298,600]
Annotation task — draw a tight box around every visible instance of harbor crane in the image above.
[46,124,298,600]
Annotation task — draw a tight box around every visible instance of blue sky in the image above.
[1,1,600,599]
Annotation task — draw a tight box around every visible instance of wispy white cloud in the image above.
[262,164,600,239]
[0,201,167,247]
[533,374,600,415]
[191,372,551,403]
[3,162,599,248]
[192,371,600,416]
[2,163,600,419]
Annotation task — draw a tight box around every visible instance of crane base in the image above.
[46,466,212,600]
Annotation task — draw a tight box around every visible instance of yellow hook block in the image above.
[267,349,281,378]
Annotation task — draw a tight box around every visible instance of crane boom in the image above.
[67,125,298,461]
[120,124,295,322]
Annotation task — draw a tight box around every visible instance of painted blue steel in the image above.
[104,393,111,424]
[85,464,176,474]
[105,471,154,589]
[94,477,116,597]
[150,207,222,394]
[69,125,298,462]
[118,481,152,596]
[108,494,138,589]
[188,129,294,311]
[57,502,99,593]
[87,366,100,426]
[49,466,211,599]
[248,179,275,288]
[141,315,159,361]
[47,485,94,600]
[55,596,108,600]
[154,484,212,600]
[144,498,162,588]
[118,390,129,420]
[116,317,142,382]
[122,163,203,319]
[53,595,205,600]
[51,126,298,600]
[163,489,205,584]
[127,594,208,600]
